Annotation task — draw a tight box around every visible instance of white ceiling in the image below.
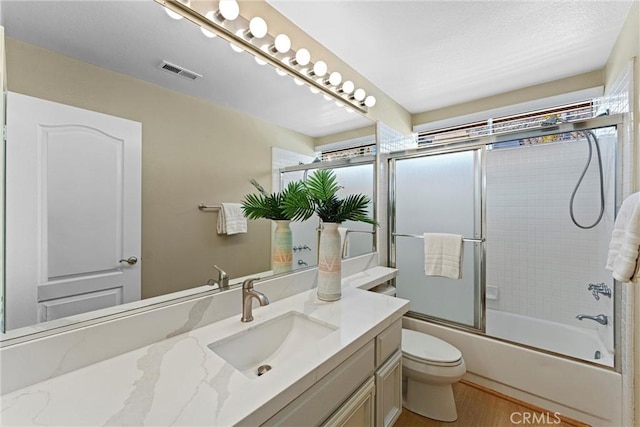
[2,0,634,136]
[268,0,634,114]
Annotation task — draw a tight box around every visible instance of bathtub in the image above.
[485,309,613,367]
[403,316,622,426]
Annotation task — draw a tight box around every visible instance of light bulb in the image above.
[165,7,183,20]
[254,44,269,65]
[353,88,366,102]
[328,71,342,86]
[248,17,267,38]
[341,80,354,94]
[312,60,327,77]
[346,108,354,113]
[218,0,239,21]
[323,94,333,101]
[293,48,311,66]
[273,34,291,53]
[309,86,320,94]
[255,57,267,65]
[364,95,377,107]
[335,101,343,107]
[275,68,287,77]
[294,78,304,86]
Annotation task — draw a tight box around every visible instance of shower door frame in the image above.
[387,113,626,370]
[388,145,486,333]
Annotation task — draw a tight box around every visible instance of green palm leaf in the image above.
[242,180,306,221]
[282,169,377,226]
[304,169,340,201]
[336,194,376,225]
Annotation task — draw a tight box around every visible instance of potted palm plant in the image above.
[241,179,306,274]
[284,169,376,301]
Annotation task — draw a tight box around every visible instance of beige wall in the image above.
[412,70,604,127]
[313,125,376,148]
[5,38,315,299]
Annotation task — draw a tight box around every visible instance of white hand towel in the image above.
[338,227,350,258]
[424,233,464,279]
[216,203,247,235]
[606,192,640,283]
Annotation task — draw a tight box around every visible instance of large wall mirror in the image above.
[2,0,375,339]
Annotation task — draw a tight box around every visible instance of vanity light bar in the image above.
[157,0,372,114]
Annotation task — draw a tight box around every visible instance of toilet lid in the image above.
[402,329,462,364]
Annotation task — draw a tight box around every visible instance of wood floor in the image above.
[393,381,588,427]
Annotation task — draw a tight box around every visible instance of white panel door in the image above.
[6,92,141,330]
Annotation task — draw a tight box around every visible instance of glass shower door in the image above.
[391,149,482,328]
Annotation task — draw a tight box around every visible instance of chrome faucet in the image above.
[241,278,269,322]
[576,313,608,325]
[587,283,612,301]
[211,265,229,289]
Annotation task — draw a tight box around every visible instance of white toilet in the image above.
[401,328,466,422]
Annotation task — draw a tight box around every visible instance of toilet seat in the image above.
[402,329,462,366]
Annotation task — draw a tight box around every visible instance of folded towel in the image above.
[338,227,350,259]
[424,233,464,279]
[216,203,247,235]
[606,192,640,283]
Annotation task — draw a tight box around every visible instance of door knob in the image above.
[119,256,138,265]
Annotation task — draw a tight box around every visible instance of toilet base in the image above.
[403,378,458,422]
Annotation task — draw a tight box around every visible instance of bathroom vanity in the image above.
[0,265,407,426]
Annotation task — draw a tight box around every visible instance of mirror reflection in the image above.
[2,0,375,335]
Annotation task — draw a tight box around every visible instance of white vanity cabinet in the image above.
[374,320,403,427]
[262,319,403,427]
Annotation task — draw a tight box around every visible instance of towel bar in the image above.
[392,233,484,243]
[198,203,221,211]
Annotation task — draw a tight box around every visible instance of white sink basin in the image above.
[208,311,338,379]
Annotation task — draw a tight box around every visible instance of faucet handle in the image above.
[242,277,260,289]
[213,265,228,279]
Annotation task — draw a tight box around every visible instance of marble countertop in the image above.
[1,277,407,426]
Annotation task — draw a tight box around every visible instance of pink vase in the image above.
[317,222,342,301]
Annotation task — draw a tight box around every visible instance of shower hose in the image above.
[569,129,605,229]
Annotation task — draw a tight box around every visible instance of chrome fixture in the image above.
[119,256,138,265]
[576,314,608,325]
[588,283,612,300]
[198,203,221,211]
[392,233,485,243]
[293,245,311,252]
[298,259,308,266]
[211,265,229,289]
[157,0,375,113]
[241,278,269,322]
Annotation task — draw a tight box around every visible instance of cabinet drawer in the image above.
[375,319,401,367]
[262,340,375,426]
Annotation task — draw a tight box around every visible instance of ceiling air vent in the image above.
[157,60,202,81]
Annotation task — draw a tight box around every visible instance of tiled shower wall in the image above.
[485,134,616,350]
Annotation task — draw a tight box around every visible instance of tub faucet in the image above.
[212,265,229,289]
[576,313,608,325]
[587,283,612,301]
[241,278,269,322]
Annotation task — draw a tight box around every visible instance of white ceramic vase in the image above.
[317,222,342,301]
[272,220,293,274]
